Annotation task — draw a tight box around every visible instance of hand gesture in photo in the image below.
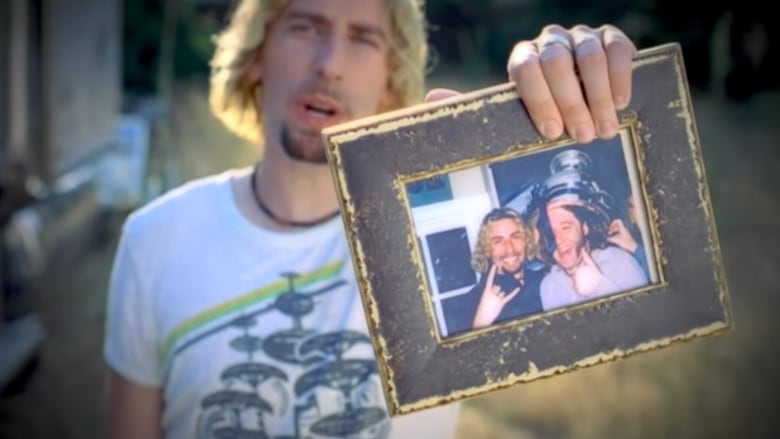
[608,218,638,254]
[472,264,521,329]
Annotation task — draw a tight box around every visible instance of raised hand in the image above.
[472,264,521,329]
[507,24,636,143]
[607,218,638,254]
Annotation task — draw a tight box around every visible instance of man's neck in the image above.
[261,144,339,215]
[493,267,525,283]
[234,144,340,229]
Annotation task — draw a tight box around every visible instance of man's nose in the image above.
[502,240,515,254]
[314,33,345,81]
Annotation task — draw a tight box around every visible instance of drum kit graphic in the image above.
[197,273,388,438]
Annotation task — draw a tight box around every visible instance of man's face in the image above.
[486,218,527,275]
[255,0,395,163]
[547,205,588,271]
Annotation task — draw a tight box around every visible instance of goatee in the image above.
[281,125,327,164]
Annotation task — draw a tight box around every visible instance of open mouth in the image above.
[305,102,336,118]
[294,93,345,128]
[556,245,575,261]
[500,255,523,269]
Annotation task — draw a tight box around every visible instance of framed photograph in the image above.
[322,43,733,416]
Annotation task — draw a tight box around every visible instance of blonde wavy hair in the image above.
[471,208,539,274]
[208,0,429,143]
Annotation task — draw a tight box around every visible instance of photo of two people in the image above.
[408,133,659,339]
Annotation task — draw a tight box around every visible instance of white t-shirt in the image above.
[104,170,460,438]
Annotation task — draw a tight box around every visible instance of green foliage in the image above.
[123,0,223,95]
[424,0,732,90]
[173,7,223,80]
[122,0,748,96]
[123,0,164,94]
[425,0,649,86]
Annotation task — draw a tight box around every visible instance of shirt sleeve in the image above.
[103,220,162,387]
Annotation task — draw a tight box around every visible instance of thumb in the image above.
[424,88,462,103]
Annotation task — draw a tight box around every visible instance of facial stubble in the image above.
[281,124,328,164]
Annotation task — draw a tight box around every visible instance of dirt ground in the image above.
[1,81,778,439]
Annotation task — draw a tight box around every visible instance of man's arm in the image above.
[104,369,164,439]
[102,218,165,439]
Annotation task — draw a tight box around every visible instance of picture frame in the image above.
[322,43,733,417]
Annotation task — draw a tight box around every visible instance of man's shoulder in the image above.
[593,245,645,278]
[524,265,547,284]
[541,263,564,280]
[123,170,236,237]
[593,245,634,261]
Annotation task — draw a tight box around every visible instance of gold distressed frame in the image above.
[322,43,733,417]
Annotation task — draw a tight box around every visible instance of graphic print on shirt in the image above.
[164,265,389,438]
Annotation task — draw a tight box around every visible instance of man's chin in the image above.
[500,265,523,276]
[555,258,576,271]
[285,148,328,164]
[281,128,327,164]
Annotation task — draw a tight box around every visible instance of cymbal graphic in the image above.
[229,334,263,353]
[263,328,321,365]
[200,389,273,414]
[220,362,288,388]
[309,407,386,436]
[299,331,370,360]
[294,359,376,396]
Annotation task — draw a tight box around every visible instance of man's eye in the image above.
[352,34,380,49]
[290,21,316,34]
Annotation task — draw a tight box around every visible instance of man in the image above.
[443,207,542,336]
[103,0,638,437]
[469,208,544,331]
[538,161,649,310]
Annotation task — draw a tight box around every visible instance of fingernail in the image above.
[542,120,561,139]
[598,120,617,138]
[575,124,594,143]
[614,95,628,109]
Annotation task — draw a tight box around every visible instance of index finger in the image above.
[486,263,498,286]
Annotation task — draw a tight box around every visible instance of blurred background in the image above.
[0,0,778,438]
